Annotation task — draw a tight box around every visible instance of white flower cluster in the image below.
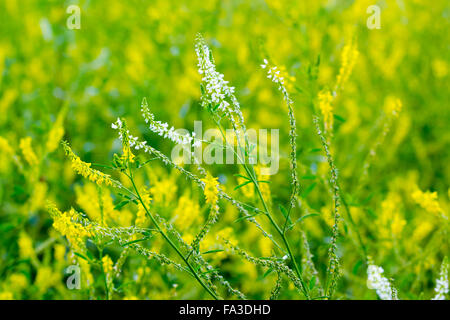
[432,259,449,300]
[367,264,396,300]
[111,118,142,149]
[261,59,285,86]
[140,98,201,148]
[195,39,234,113]
[194,36,247,136]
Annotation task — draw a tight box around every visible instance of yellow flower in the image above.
[384,96,402,118]
[8,273,28,291]
[48,204,93,252]
[122,145,135,163]
[35,267,60,292]
[0,136,14,155]
[0,292,13,300]
[173,194,200,231]
[18,232,35,258]
[335,40,359,91]
[391,215,406,236]
[412,189,443,216]
[201,173,219,207]
[28,181,47,213]
[79,258,94,286]
[151,177,177,204]
[46,126,64,153]
[256,165,271,205]
[378,192,405,239]
[102,255,114,274]
[413,220,434,242]
[318,90,334,133]
[54,244,66,262]
[19,136,38,166]
[46,107,67,153]
[62,141,115,187]
[278,65,296,92]
[76,183,118,226]
[136,189,152,226]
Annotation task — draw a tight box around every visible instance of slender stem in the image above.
[214,119,310,299]
[338,182,368,261]
[253,180,310,299]
[128,167,219,300]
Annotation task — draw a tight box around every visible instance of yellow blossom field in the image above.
[0,0,449,300]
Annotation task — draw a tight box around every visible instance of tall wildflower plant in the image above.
[46,35,447,301]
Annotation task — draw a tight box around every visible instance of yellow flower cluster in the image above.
[18,232,35,258]
[412,189,443,216]
[335,40,359,91]
[62,141,114,186]
[201,173,219,207]
[122,145,135,163]
[49,205,93,252]
[102,255,114,274]
[19,136,38,166]
[136,190,151,226]
[0,136,14,155]
[151,177,177,204]
[256,165,271,205]
[8,274,28,290]
[278,65,296,92]
[46,126,64,153]
[46,107,66,153]
[379,192,406,239]
[28,182,47,213]
[0,292,13,300]
[384,96,403,118]
[75,184,118,226]
[318,90,334,133]
[35,267,60,293]
[173,194,201,231]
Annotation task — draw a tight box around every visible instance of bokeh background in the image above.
[0,0,449,299]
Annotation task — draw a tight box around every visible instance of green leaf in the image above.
[278,204,292,225]
[263,268,274,278]
[286,213,319,232]
[234,180,252,190]
[73,252,89,262]
[309,276,316,290]
[334,114,346,122]
[202,249,224,255]
[295,213,319,224]
[114,199,131,210]
[352,260,363,275]
[121,237,150,247]
[233,174,250,181]
[301,182,317,198]
[234,212,263,223]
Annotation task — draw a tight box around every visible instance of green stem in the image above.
[128,167,219,300]
[215,119,310,299]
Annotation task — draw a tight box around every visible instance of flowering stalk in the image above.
[367,261,398,300]
[118,126,220,300]
[432,257,449,300]
[313,116,341,298]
